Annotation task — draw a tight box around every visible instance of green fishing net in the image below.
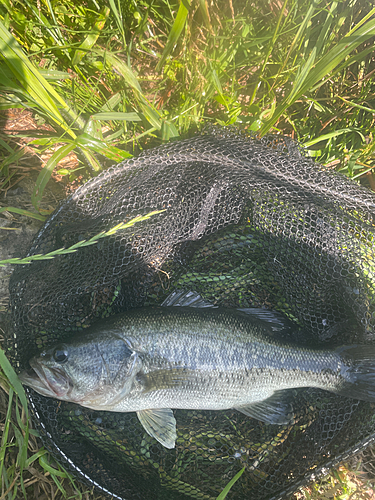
[6,127,375,499]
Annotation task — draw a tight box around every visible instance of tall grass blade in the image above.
[0,22,104,172]
[0,387,13,484]
[304,128,365,147]
[156,0,191,72]
[346,5,375,34]
[72,7,110,66]
[31,143,76,210]
[91,111,142,121]
[0,22,78,134]
[302,17,375,94]
[314,1,338,57]
[98,49,142,92]
[0,147,24,175]
[0,207,46,221]
[0,349,28,411]
[13,406,29,498]
[287,47,316,104]
[99,50,178,136]
[108,0,127,50]
[198,0,212,31]
[250,0,289,104]
[260,16,375,135]
[216,467,245,499]
[336,97,374,114]
[23,0,67,51]
[277,1,317,76]
[334,44,375,76]
[39,454,68,478]
[76,133,132,161]
[38,69,72,81]
[0,137,17,155]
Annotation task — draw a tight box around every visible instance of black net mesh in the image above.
[6,127,375,499]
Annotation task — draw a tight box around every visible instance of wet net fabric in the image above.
[7,127,375,499]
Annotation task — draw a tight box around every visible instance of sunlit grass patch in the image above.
[292,462,375,500]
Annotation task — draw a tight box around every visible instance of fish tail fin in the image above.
[338,345,375,401]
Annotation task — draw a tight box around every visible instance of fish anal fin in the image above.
[235,391,294,425]
[137,408,177,449]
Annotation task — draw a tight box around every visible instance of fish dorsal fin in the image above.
[235,391,294,425]
[161,290,216,308]
[162,290,295,333]
[137,408,177,449]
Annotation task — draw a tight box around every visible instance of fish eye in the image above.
[53,345,69,363]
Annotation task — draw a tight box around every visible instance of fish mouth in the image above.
[19,358,72,400]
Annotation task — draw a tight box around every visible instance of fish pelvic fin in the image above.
[338,345,375,401]
[235,391,294,425]
[137,408,177,449]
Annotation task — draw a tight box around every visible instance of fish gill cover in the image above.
[6,126,375,499]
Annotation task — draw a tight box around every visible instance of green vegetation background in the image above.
[0,0,374,498]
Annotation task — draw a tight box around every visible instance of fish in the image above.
[19,290,375,449]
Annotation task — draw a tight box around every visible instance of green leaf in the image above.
[39,454,68,478]
[287,47,316,104]
[216,467,245,499]
[84,117,104,140]
[0,146,25,173]
[25,449,47,468]
[98,49,142,92]
[100,92,123,112]
[0,21,77,136]
[0,387,13,483]
[76,132,132,161]
[336,96,375,114]
[250,0,289,105]
[108,0,127,49]
[304,128,365,147]
[38,69,72,80]
[0,137,18,154]
[0,349,29,412]
[260,15,375,135]
[97,50,178,137]
[156,0,191,72]
[32,143,76,210]
[198,0,212,31]
[303,16,375,94]
[91,112,142,121]
[72,7,110,65]
[0,206,46,221]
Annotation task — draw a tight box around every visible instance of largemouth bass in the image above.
[19,292,375,449]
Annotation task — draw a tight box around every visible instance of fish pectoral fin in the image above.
[235,391,294,425]
[137,408,177,449]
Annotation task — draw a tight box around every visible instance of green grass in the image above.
[291,462,375,499]
[0,210,164,266]
[0,0,375,498]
